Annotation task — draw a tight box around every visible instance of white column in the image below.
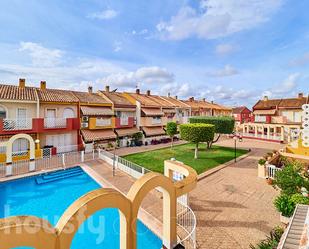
[255,125,258,137]
[267,126,270,139]
[261,126,265,138]
[287,127,291,143]
[81,151,85,162]
[281,127,284,141]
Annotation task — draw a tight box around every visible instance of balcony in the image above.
[0,118,80,135]
[114,117,134,128]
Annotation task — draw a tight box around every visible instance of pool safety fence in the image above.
[0,149,99,178]
[98,148,197,249]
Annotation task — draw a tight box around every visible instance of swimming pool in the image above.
[0,167,162,249]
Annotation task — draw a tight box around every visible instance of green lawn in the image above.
[123,143,248,174]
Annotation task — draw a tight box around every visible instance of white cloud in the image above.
[157,0,282,40]
[19,42,63,67]
[100,66,175,88]
[262,73,301,98]
[207,65,239,77]
[215,44,237,56]
[113,41,122,52]
[132,29,148,35]
[289,52,309,67]
[88,9,118,20]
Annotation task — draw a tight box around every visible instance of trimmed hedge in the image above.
[189,116,235,134]
[179,123,215,144]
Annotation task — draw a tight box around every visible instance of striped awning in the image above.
[253,109,276,115]
[114,107,136,112]
[163,108,176,114]
[142,108,164,116]
[142,127,166,137]
[115,127,140,137]
[81,129,116,142]
[81,106,113,116]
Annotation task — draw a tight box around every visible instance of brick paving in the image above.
[87,138,285,249]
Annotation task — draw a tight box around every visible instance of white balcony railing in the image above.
[120,117,129,126]
[3,118,33,131]
[96,118,111,127]
[44,118,67,128]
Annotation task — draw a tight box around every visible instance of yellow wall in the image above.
[88,117,114,129]
[0,149,43,163]
[286,139,309,156]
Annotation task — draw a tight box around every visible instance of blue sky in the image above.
[0,0,308,107]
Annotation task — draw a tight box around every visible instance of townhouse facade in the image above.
[240,93,309,142]
[232,106,252,125]
[98,86,139,147]
[72,86,115,151]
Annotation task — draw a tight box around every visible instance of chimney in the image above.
[189,97,194,102]
[88,86,93,94]
[263,96,268,101]
[175,96,178,100]
[136,88,140,94]
[298,93,304,98]
[211,100,214,104]
[40,81,46,90]
[105,85,110,92]
[167,92,171,97]
[19,78,25,88]
[146,90,151,96]
[202,98,206,102]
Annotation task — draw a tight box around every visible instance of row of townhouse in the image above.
[235,93,309,143]
[0,79,231,161]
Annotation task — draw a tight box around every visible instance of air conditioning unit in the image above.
[82,116,89,122]
[81,122,88,128]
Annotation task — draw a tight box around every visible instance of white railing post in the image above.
[29,160,35,172]
[62,154,65,166]
[81,151,85,162]
[5,164,12,176]
[98,148,101,158]
[92,149,95,160]
[142,167,145,175]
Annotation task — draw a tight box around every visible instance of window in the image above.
[0,105,6,119]
[96,117,111,126]
[152,116,161,124]
[63,108,75,118]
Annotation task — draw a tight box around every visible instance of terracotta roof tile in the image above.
[125,92,161,107]
[147,95,176,108]
[81,129,116,142]
[73,91,110,105]
[80,106,113,116]
[99,91,135,107]
[115,127,140,137]
[232,106,248,114]
[142,126,166,136]
[37,88,79,103]
[160,96,190,108]
[0,84,37,101]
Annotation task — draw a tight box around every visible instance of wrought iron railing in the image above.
[44,118,67,128]
[3,118,32,130]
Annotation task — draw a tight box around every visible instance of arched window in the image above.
[63,108,75,118]
[0,105,7,119]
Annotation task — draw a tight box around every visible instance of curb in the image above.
[197,150,251,181]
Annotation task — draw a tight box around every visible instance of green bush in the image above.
[250,226,284,249]
[273,163,305,195]
[290,193,309,205]
[179,123,215,159]
[274,194,295,217]
[258,159,266,165]
[166,122,178,147]
[189,116,235,134]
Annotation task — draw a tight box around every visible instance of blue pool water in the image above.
[0,167,162,249]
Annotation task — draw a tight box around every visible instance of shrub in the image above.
[290,193,309,205]
[166,122,178,148]
[250,226,284,249]
[258,159,266,165]
[179,123,215,159]
[189,116,235,148]
[273,163,305,195]
[189,116,235,134]
[274,194,295,217]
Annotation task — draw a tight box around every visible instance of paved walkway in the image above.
[191,138,284,249]
[87,138,285,248]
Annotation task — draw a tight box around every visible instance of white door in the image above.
[63,108,75,118]
[12,138,29,156]
[17,108,27,129]
[46,133,73,153]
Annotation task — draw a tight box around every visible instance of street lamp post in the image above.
[232,134,243,163]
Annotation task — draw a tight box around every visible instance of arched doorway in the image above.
[6,134,35,163]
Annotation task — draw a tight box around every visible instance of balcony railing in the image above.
[3,118,33,131]
[44,118,67,128]
[96,118,112,127]
[120,117,129,126]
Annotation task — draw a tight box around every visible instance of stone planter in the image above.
[280,213,290,225]
[258,164,266,178]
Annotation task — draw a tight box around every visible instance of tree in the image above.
[179,123,215,159]
[166,122,178,148]
[189,116,235,148]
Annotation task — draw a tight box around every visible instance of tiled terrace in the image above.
[87,138,285,248]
